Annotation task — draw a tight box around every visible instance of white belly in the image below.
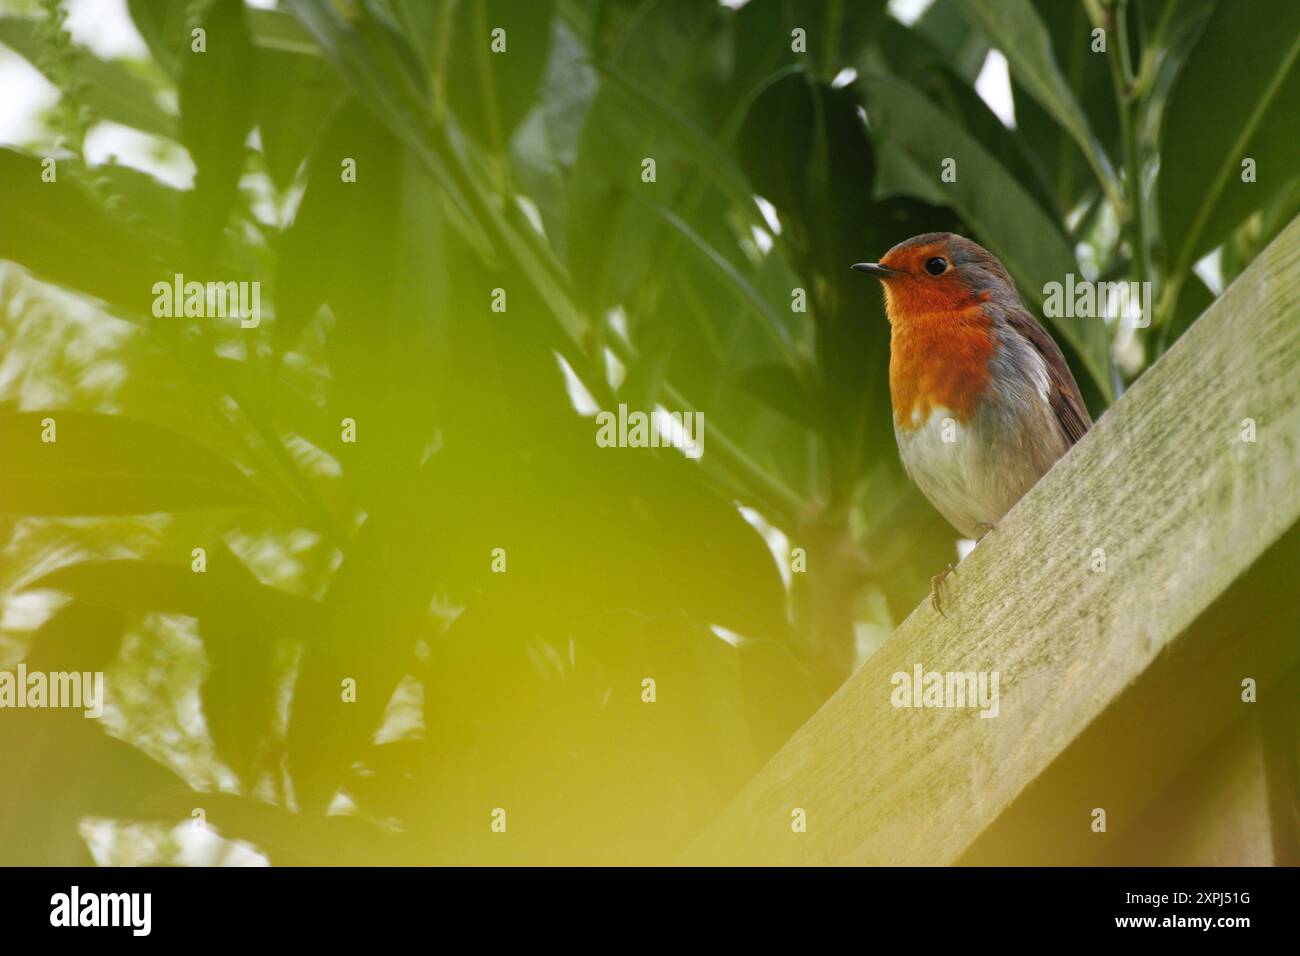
[895,404,1063,538]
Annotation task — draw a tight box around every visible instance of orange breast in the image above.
[888,302,997,430]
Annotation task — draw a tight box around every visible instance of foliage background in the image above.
[0,0,1296,864]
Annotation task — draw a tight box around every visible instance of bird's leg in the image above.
[930,563,956,617]
[973,521,997,542]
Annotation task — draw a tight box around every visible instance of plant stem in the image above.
[1107,0,1152,348]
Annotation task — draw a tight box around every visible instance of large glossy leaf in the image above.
[0,411,264,515]
[860,71,1111,399]
[1158,0,1300,273]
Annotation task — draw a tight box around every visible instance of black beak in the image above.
[851,262,897,277]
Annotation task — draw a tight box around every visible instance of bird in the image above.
[852,232,1092,615]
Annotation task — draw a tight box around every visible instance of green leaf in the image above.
[957,0,1119,209]
[912,0,989,83]
[639,197,797,366]
[0,411,264,515]
[255,45,344,191]
[246,6,322,56]
[23,600,130,675]
[738,362,818,430]
[860,71,1111,399]
[733,0,889,87]
[872,16,1056,218]
[30,553,318,785]
[27,554,317,632]
[285,0,482,248]
[446,0,556,150]
[1158,0,1300,274]
[1218,180,1300,287]
[592,61,773,221]
[126,0,191,80]
[286,0,434,166]
[0,16,176,140]
[1004,0,1125,217]
[179,0,256,262]
[0,148,161,314]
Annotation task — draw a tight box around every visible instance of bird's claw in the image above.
[930,563,956,617]
[973,521,997,542]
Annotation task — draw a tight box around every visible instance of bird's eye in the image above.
[925,257,948,276]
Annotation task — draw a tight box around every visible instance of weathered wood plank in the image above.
[683,215,1300,866]
[959,528,1299,864]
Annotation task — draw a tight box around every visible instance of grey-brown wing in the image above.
[1006,309,1093,447]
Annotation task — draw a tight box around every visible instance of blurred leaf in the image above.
[736,72,962,486]
[446,0,556,149]
[0,16,176,140]
[286,506,430,814]
[126,0,192,80]
[0,148,161,314]
[23,600,130,675]
[29,552,317,786]
[0,411,264,515]
[86,161,185,259]
[733,0,888,87]
[508,16,599,258]
[860,71,1112,399]
[1164,270,1214,344]
[255,44,344,191]
[246,5,321,56]
[147,791,416,865]
[277,101,449,455]
[286,0,436,170]
[958,0,1118,207]
[27,554,317,632]
[1007,0,1123,216]
[1219,181,1300,287]
[912,0,989,82]
[179,0,256,262]
[1158,0,1300,273]
[0,709,190,864]
[593,61,772,222]
[873,16,1056,217]
[738,361,817,430]
[641,198,797,364]
[738,636,820,762]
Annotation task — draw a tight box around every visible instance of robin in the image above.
[853,233,1092,614]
